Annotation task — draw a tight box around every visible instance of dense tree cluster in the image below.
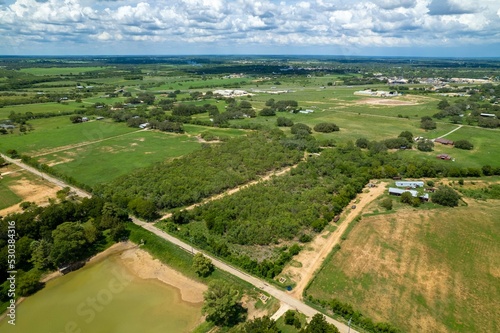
[202,280,246,327]
[97,131,303,212]
[0,195,129,302]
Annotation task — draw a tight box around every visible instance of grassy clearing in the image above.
[0,102,83,119]
[306,199,500,333]
[45,130,201,186]
[0,117,137,155]
[0,175,22,210]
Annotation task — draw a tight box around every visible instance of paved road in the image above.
[3,154,357,333]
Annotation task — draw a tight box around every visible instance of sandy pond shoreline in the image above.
[1,240,206,322]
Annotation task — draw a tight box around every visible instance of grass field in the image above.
[0,102,83,119]
[306,199,500,333]
[0,174,22,210]
[19,67,109,75]
[0,117,137,155]
[44,130,201,186]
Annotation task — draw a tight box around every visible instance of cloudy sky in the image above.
[1,0,500,57]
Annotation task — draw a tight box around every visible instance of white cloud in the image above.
[0,0,499,54]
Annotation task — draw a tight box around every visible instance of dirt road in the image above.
[159,163,298,220]
[0,154,92,199]
[286,182,388,299]
[6,153,357,333]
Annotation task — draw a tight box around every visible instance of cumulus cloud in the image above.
[0,0,499,55]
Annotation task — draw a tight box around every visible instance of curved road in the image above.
[2,154,357,333]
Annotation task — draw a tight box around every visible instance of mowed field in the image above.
[40,130,202,186]
[306,199,500,333]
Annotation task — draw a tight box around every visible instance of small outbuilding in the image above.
[395,181,424,188]
[434,138,454,145]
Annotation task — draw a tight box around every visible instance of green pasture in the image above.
[183,124,248,138]
[306,200,500,333]
[0,173,22,210]
[19,67,109,76]
[46,130,201,186]
[0,117,137,155]
[0,102,83,119]
[397,126,500,168]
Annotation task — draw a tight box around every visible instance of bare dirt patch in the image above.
[356,98,419,106]
[283,181,388,298]
[119,245,207,303]
[0,176,61,216]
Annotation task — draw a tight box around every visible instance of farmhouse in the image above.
[395,181,424,188]
[388,187,429,201]
[434,138,454,145]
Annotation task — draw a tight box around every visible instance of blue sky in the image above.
[1,0,500,57]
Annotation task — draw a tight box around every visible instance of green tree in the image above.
[355,138,369,149]
[379,197,393,211]
[432,186,460,207]
[454,140,474,150]
[50,222,89,266]
[400,192,413,205]
[238,316,280,333]
[291,123,312,136]
[276,117,294,127]
[202,280,246,326]
[420,117,436,130]
[17,269,43,297]
[302,313,339,333]
[438,99,450,110]
[127,197,157,220]
[192,253,214,277]
[398,131,413,143]
[417,139,434,152]
[30,239,53,270]
[313,122,340,133]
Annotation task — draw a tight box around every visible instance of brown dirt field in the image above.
[356,98,419,106]
[0,176,61,216]
[308,200,500,333]
[283,181,388,299]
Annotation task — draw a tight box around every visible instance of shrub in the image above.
[432,186,460,207]
[276,117,294,127]
[313,122,340,133]
[454,139,474,150]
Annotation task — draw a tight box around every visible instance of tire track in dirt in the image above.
[284,182,388,299]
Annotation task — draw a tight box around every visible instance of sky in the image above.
[1,0,500,57]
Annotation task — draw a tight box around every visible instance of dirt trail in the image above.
[285,182,388,299]
[159,163,299,220]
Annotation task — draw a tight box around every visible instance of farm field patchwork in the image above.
[306,199,500,333]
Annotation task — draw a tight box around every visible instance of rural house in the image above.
[395,181,424,188]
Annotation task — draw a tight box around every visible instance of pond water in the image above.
[0,254,202,333]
